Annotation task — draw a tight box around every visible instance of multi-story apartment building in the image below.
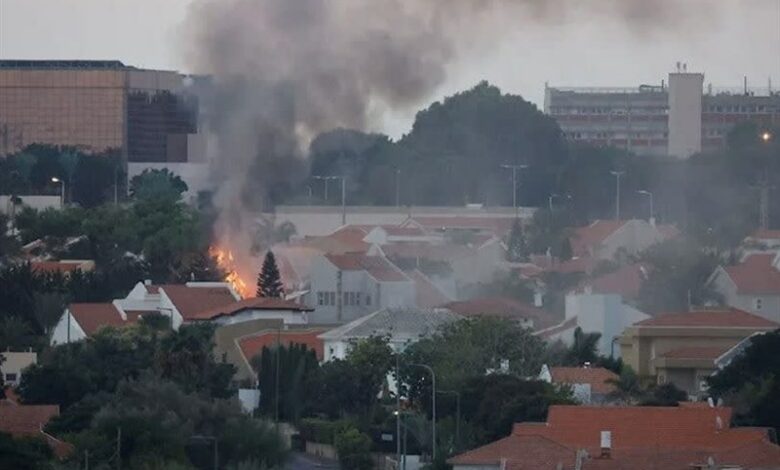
[545,65,780,158]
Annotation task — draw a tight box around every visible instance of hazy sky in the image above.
[1,0,778,137]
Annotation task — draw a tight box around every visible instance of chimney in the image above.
[600,431,612,458]
[144,279,152,286]
[583,361,591,369]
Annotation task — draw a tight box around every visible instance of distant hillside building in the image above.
[545,66,780,158]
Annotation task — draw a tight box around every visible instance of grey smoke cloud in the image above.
[181,0,720,262]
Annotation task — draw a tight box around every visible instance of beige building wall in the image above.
[0,69,126,155]
[212,318,284,383]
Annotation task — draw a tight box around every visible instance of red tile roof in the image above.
[0,404,59,436]
[451,405,780,470]
[30,260,91,274]
[549,367,618,394]
[159,285,239,321]
[573,264,648,299]
[405,270,452,308]
[444,297,554,329]
[68,303,128,336]
[188,297,313,321]
[723,253,780,295]
[450,434,576,468]
[346,224,427,237]
[407,216,515,235]
[324,254,409,282]
[659,346,730,360]
[750,228,780,240]
[145,284,160,294]
[570,220,627,258]
[635,308,778,328]
[238,328,327,363]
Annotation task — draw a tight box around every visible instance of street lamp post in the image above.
[410,363,436,460]
[760,131,773,229]
[51,177,65,207]
[637,190,654,221]
[500,164,528,216]
[610,171,625,220]
[313,175,347,225]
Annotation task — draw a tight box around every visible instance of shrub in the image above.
[334,428,373,470]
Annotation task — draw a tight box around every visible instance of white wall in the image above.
[378,280,416,309]
[0,352,37,385]
[0,195,61,214]
[668,72,704,158]
[566,293,650,358]
[50,309,87,345]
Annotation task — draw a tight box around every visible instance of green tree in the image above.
[641,383,688,406]
[0,432,53,470]
[129,168,188,202]
[564,327,601,366]
[252,343,320,422]
[334,428,373,470]
[708,330,780,434]
[257,251,284,298]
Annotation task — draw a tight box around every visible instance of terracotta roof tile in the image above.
[382,242,476,262]
[635,308,778,328]
[68,303,127,336]
[239,328,327,362]
[449,434,576,469]
[536,316,578,339]
[750,228,780,240]
[723,253,780,295]
[0,405,59,436]
[30,261,91,274]
[188,297,313,321]
[324,254,409,282]
[159,285,239,321]
[145,285,160,294]
[659,346,730,360]
[570,220,627,258]
[549,367,618,394]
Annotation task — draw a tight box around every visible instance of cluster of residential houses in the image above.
[5,213,780,467]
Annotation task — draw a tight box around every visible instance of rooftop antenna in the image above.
[683,63,688,72]
[676,61,681,72]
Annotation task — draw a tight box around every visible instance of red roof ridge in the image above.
[634,307,778,328]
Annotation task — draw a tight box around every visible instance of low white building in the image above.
[536,293,650,358]
[0,351,37,386]
[307,253,416,324]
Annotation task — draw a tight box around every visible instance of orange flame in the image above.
[209,245,252,299]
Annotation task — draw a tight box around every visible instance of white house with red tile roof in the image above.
[539,365,618,404]
[570,263,650,301]
[50,282,241,344]
[443,297,555,331]
[708,252,780,323]
[570,219,677,261]
[308,253,416,324]
[449,405,780,470]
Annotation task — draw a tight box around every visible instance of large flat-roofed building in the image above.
[545,66,780,158]
[0,60,203,164]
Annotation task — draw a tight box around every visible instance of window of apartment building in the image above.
[318,291,339,306]
[329,292,336,306]
[754,297,763,311]
[318,292,324,306]
[356,292,362,305]
[366,294,372,306]
[5,373,17,383]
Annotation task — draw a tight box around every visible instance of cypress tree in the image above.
[257,250,284,298]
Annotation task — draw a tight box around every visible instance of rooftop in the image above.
[722,253,780,295]
[659,346,730,360]
[634,308,778,328]
[239,328,327,363]
[549,367,618,395]
[0,404,60,436]
[572,263,648,299]
[187,296,314,321]
[443,297,553,329]
[324,254,410,282]
[0,59,130,69]
[570,220,627,257]
[67,303,130,336]
[318,308,459,342]
[405,270,452,308]
[159,284,239,320]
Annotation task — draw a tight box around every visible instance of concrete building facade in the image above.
[545,67,780,158]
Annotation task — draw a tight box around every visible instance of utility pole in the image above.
[610,171,625,220]
[760,131,773,229]
[275,326,281,430]
[313,175,346,225]
[396,353,401,466]
[395,169,401,207]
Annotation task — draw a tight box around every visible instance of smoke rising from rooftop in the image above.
[182,0,718,270]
